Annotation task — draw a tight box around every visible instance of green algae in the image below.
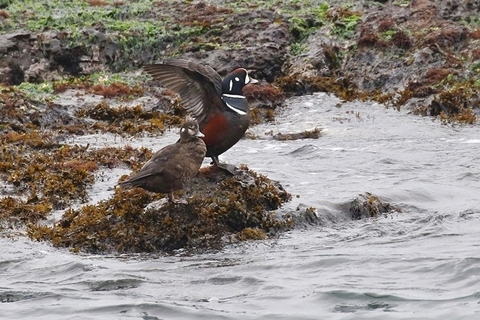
[329,6,362,40]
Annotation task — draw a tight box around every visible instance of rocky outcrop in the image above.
[1,0,478,252]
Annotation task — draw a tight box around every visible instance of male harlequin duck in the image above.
[119,120,206,203]
[143,59,258,173]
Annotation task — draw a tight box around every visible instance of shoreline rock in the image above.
[27,165,293,254]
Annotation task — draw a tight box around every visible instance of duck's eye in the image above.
[235,77,240,81]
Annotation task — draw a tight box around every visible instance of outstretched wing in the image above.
[144,59,223,124]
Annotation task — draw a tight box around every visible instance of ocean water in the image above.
[1,93,479,319]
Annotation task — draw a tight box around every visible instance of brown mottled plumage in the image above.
[119,120,206,203]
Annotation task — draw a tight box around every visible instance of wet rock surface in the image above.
[348,192,402,220]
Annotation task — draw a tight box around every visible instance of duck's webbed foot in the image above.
[211,156,236,175]
[168,193,188,205]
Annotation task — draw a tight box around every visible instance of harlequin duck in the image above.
[143,59,258,173]
[119,120,206,203]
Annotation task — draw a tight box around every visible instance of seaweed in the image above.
[0,131,153,229]
[349,192,401,220]
[27,165,293,253]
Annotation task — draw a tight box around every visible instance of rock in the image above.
[24,59,51,83]
[27,165,293,253]
[349,192,401,220]
[0,34,17,54]
[181,11,291,81]
[272,128,322,141]
[282,31,340,79]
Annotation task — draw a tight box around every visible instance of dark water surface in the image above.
[2,93,480,319]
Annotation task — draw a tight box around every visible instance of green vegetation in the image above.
[2,0,155,33]
[0,0,217,70]
[9,71,147,102]
[330,8,362,39]
[393,0,410,6]
[290,42,307,55]
[0,0,333,67]
[381,29,397,41]
[288,2,328,40]
[15,82,54,101]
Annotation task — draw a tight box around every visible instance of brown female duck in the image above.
[119,120,206,203]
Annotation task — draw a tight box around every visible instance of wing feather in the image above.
[144,59,223,123]
[121,144,177,183]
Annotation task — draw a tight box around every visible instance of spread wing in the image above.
[144,59,223,124]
